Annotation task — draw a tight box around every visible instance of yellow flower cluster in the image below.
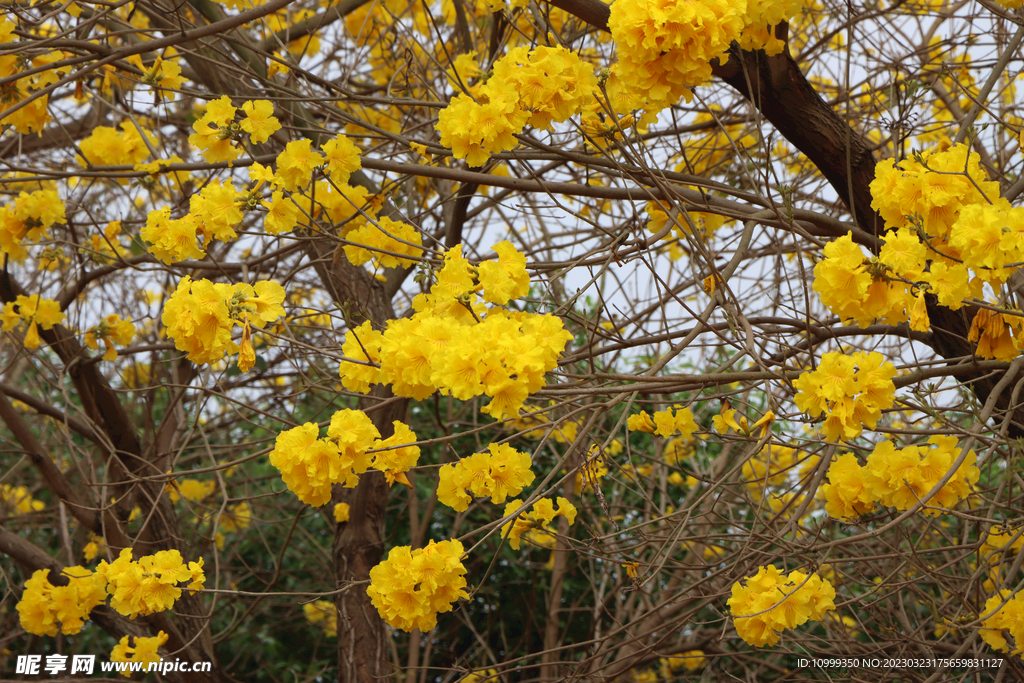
[215,502,251,533]
[321,133,363,186]
[476,240,532,305]
[627,406,699,438]
[270,174,371,237]
[659,651,706,675]
[339,242,570,418]
[111,631,168,677]
[490,46,600,131]
[343,216,424,270]
[0,189,66,260]
[819,141,1024,347]
[161,277,285,367]
[0,483,45,514]
[372,421,422,487]
[871,142,997,246]
[0,21,69,133]
[818,453,875,520]
[982,590,1024,656]
[189,96,282,163]
[981,525,1024,562]
[792,351,895,442]
[303,600,338,637]
[821,436,979,519]
[437,443,536,511]
[127,50,186,100]
[366,539,469,632]
[274,139,325,191]
[436,46,597,166]
[1,294,65,349]
[142,178,245,264]
[967,308,1024,363]
[16,567,107,636]
[96,548,205,618]
[727,565,836,647]
[814,232,918,328]
[742,445,817,516]
[168,478,215,503]
[79,121,156,167]
[608,0,746,107]
[270,420,370,506]
[84,314,136,361]
[83,533,106,562]
[979,524,1024,592]
[739,0,803,54]
[236,135,361,238]
[501,497,578,550]
[269,408,419,505]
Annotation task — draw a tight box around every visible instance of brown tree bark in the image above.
[308,238,408,683]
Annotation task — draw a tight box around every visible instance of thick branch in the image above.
[0,387,102,534]
[307,238,405,683]
[0,382,103,446]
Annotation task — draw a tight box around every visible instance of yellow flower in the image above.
[608,0,745,106]
[1,483,46,514]
[820,453,876,520]
[478,240,530,305]
[190,179,243,243]
[862,436,978,514]
[627,411,656,433]
[367,539,469,632]
[328,408,381,487]
[237,318,255,373]
[141,207,204,264]
[728,565,835,647]
[334,502,351,523]
[712,405,744,434]
[371,421,420,488]
[652,406,698,438]
[110,631,168,677]
[269,423,345,506]
[303,600,338,636]
[660,650,706,674]
[83,534,106,562]
[263,190,300,235]
[93,548,204,618]
[750,410,775,437]
[343,216,423,269]
[437,443,535,511]
[0,189,66,260]
[79,122,156,167]
[501,497,577,550]
[793,351,895,442]
[7,295,65,349]
[84,314,136,361]
[16,566,107,636]
[981,590,1024,654]
[240,99,281,144]
[162,276,285,367]
[275,139,325,192]
[321,134,362,186]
